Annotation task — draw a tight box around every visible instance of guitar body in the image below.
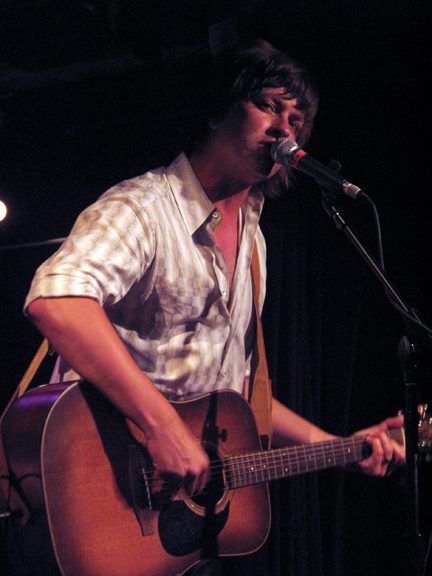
[2,383,270,576]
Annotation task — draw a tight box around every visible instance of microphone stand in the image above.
[0,238,67,251]
[321,194,431,576]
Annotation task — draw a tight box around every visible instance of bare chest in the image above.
[213,219,239,290]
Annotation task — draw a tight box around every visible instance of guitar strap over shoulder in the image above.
[248,241,273,450]
[0,338,50,518]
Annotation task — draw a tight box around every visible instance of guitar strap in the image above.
[0,338,49,519]
[248,241,273,450]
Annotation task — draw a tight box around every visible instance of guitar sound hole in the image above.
[192,447,225,510]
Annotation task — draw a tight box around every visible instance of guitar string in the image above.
[144,438,366,485]
[137,423,415,500]
[136,423,404,492]
[139,437,367,496]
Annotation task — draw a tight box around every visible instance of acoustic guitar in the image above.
[2,381,429,576]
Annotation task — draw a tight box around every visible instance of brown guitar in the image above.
[2,382,429,576]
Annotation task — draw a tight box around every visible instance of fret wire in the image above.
[250,452,258,484]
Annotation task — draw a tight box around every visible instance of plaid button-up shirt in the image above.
[25,153,266,400]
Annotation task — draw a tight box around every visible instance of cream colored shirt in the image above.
[25,153,266,400]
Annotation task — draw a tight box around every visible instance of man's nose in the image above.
[269,115,293,139]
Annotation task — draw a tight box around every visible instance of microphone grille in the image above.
[271,137,299,165]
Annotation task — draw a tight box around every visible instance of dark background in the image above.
[0,1,431,575]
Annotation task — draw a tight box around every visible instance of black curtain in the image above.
[243,173,409,576]
[261,180,363,576]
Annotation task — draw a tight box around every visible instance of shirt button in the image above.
[221,290,227,296]
[212,210,220,219]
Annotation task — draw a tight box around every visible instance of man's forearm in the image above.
[26,296,177,435]
[271,396,338,447]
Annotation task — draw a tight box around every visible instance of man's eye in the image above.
[258,100,274,111]
[290,119,303,134]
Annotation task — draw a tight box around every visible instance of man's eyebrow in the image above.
[281,102,306,122]
[257,90,306,119]
[290,110,306,121]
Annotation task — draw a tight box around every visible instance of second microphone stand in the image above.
[321,193,431,576]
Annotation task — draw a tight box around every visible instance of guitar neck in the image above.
[226,428,404,489]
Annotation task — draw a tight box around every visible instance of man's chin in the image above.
[259,161,281,180]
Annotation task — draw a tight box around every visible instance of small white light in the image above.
[0,201,7,222]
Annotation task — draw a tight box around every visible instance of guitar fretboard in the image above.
[225,436,368,489]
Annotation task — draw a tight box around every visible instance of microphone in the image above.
[271,137,363,199]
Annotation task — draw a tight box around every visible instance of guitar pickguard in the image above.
[158,499,229,556]
[158,441,231,557]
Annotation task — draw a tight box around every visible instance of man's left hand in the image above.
[354,414,406,476]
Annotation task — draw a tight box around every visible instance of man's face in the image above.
[215,87,305,187]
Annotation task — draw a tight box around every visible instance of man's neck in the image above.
[189,146,251,209]
[189,149,251,290]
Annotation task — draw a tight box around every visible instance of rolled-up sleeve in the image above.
[24,192,156,312]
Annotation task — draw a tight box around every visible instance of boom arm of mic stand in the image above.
[0,238,67,251]
[321,198,432,337]
[321,196,429,576]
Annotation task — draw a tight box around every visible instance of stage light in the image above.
[0,201,7,222]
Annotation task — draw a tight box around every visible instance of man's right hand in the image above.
[144,407,210,494]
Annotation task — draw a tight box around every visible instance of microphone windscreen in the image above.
[271,138,299,165]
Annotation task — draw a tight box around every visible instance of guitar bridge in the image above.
[128,445,154,536]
